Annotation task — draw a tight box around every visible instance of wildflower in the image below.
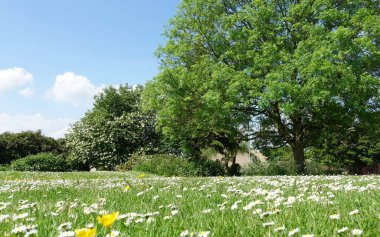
[0,214,10,223]
[137,173,145,178]
[106,230,120,237]
[349,209,359,216]
[231,200,241,210]
[180,230,189,236]
[25,229,38,237]
[262,221,275,227]
[329,214,340,220]
[288,228,300,236]
[243,202,255,211]
[351,229,363,236]
[12,212,28,220]
[124,185,130,191]
[337,227,349,233]
[58,231,75,237]
[83,207,92,215]
[302,235,314,237]
[11,225,27,234]
[253,208,262,214]
[274,226,286,232]
[198,231,210,237]
[58,222,72,231]
[75,228,96,237]
[98,212,119,228]
[202,209,212,214]
[171,210,179,216]
[85,223,95,228]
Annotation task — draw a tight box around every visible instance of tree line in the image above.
[1,0,379,174]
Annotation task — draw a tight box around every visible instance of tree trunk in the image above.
[291,141,305,174]
[231,152,237,166]
[291,115,306,174]
[270,103,306,174]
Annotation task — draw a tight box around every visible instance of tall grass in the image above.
[0,172,379,236]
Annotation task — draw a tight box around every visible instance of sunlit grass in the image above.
[0,172,379,236]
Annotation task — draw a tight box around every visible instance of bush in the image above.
[10,153,70,172]
[0,130,64,164]
[242,160,297,176]
[117,154,226,176]
[242,158,333,176]
[192,158,226,176]
[116,152,146,171]
[305,159,328,175]
[0,164,10,171]
[133,154,199,176]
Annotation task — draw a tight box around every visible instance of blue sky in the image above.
[0,0,180,137]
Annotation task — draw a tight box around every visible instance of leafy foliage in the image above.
[10,153,70,172]
[66,85,179,170]
[118,153,226,177]
[307,115,380,174]
[144,0,380,173]
[0,130,63,164]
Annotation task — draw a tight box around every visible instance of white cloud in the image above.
[46,72,103,106]
[19,87,35,97]
[0,113,74,138]
[0,67,33,93]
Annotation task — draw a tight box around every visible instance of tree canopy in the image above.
[66,85,177,170]
[144,0,380,173]
[0,130,62,164]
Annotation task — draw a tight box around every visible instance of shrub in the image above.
[116,152,147,171]
[305,159,328,175]
[242,158,332,176]
[192,158,226,176]
[228,163,242,176]
[0,130,63,164]
[132,154,198,176]
[117,154,226,176]
[10,153,70,172]
[242,160,297,176]
[0,164,10,171]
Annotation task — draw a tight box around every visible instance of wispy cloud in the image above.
[0,67,33,93]
[19,87,35,97]
[46,72,104,106]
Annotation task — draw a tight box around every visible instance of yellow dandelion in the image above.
[137,173,145,178]
[75,228,96,237]
[98,212,119,228]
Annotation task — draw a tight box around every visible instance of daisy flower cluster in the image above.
[0,172,378,236]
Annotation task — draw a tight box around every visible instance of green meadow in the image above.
[0,172,379,237]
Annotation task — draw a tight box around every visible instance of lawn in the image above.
[0,172,379,236]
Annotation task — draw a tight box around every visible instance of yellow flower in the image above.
[98,212,119,228]
[137,173,145,178]
[124,185,130,191]
[75,228,96,237]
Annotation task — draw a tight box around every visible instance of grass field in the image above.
[0,172,379,237]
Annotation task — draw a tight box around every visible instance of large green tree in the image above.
[66,85,177,170]
[144,0,380,173]
[0,130,62,164]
